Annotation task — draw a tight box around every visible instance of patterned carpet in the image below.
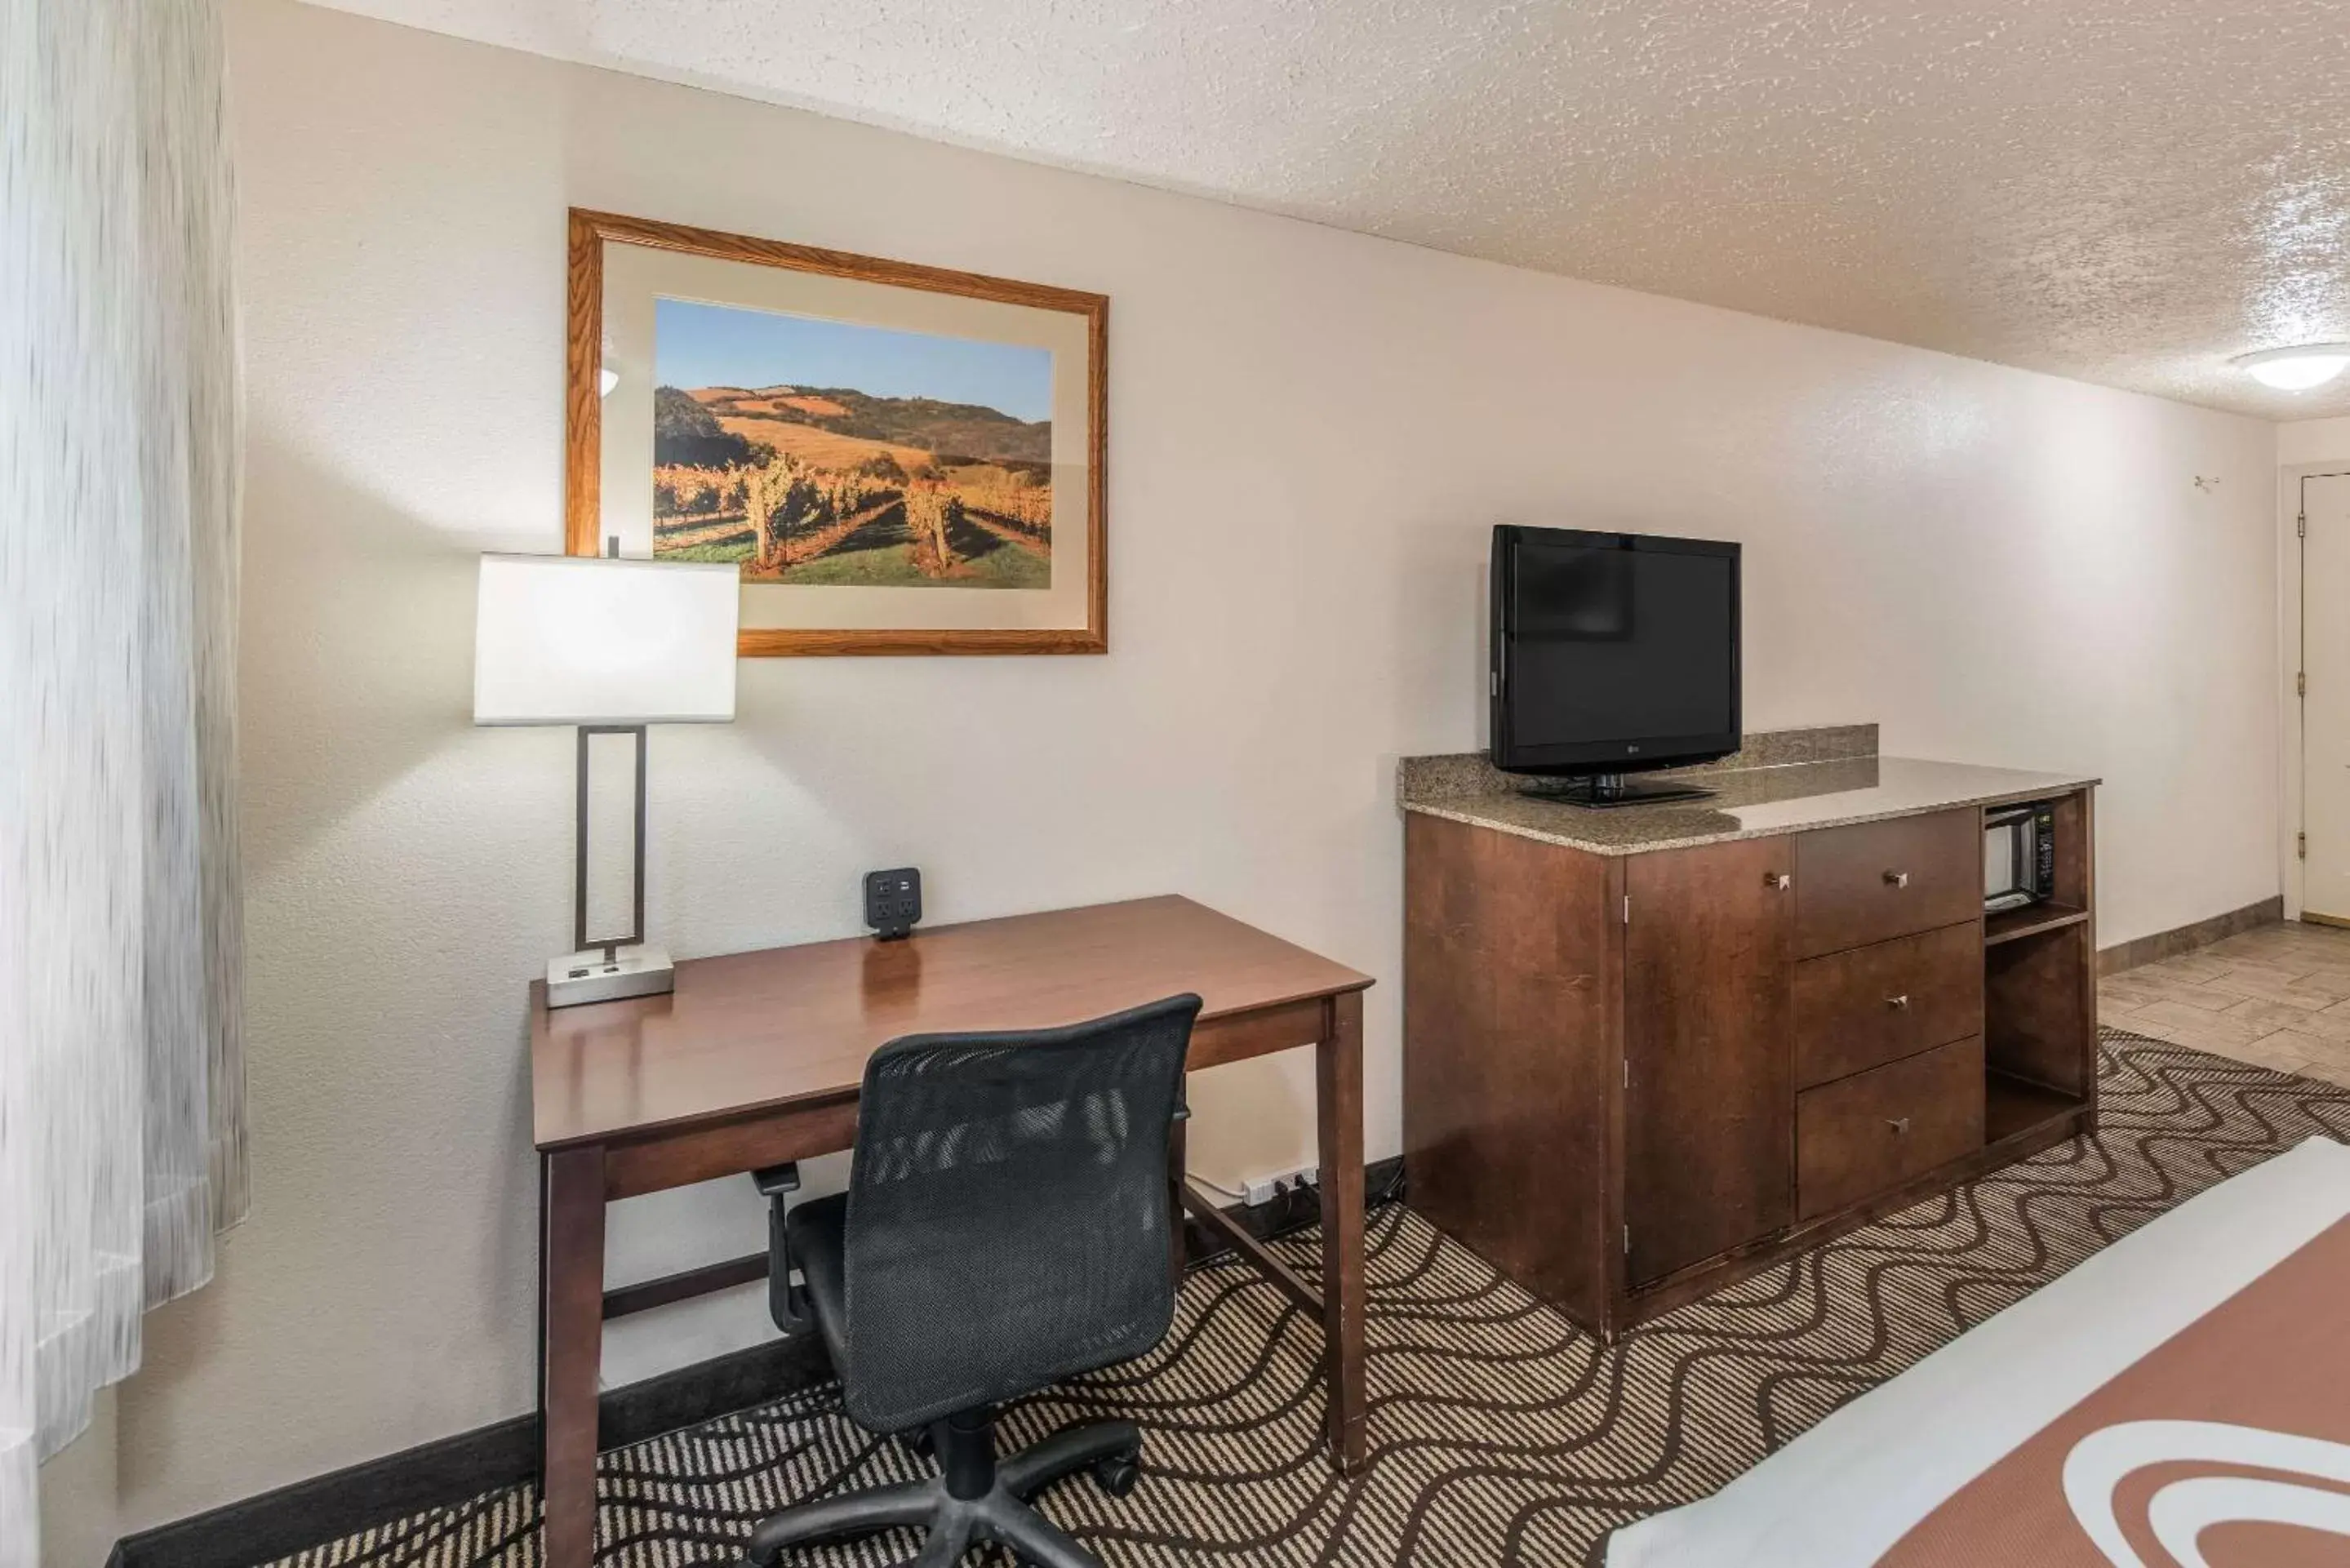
[265,1030,2350,1568]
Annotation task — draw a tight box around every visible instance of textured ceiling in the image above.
[304,0,2350,419]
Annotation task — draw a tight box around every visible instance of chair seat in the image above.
[785,1192,852,1379]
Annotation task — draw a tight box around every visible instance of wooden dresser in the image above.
[1400,730,2099,1338]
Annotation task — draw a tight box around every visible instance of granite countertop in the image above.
[1398,726,2099,856]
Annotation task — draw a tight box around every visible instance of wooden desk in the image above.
[530,895,1375,1567]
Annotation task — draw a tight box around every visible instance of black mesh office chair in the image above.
[740,993,1202,1568]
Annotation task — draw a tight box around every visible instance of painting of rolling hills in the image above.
[650,298,1054,589]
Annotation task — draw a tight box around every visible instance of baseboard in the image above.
[109,1157,1405,1568]
[2098,895,2285,975]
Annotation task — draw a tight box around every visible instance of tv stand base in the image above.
[1516,772,1717,809]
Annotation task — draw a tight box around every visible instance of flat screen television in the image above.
[1489,525,1740,806]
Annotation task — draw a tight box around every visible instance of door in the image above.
[2308,473,2350,923]
[1623,835,1795,1284]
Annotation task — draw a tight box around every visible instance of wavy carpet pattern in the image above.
[264,1031,2350,1568]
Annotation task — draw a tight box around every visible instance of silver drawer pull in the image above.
[1886,994,1911,1011]
[1887,1117,1912,1135]
[1765,872,1792,890]
[1883,870,1910,888]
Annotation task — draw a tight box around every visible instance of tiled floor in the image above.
[2100,919,2350,1087]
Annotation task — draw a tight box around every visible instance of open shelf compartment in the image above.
[1986,1069,2085,1144]
[1985,900,2091,948]
[1979,786,2097,1144]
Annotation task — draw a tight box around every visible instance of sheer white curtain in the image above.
[0,2,248,1563]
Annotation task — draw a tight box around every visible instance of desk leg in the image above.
[541,1146,606,1566]
[1317,990,1367,1475]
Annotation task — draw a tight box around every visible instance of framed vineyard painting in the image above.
[565,209,1108,655]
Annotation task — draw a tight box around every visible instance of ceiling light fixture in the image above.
[2235,343,2350,392]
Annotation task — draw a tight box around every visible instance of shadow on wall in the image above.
[235,433,487,886]
[230,427,575,1417]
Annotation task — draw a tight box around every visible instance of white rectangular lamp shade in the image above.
[473,553,740,726]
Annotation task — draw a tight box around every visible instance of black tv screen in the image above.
[1490,526,1740,776]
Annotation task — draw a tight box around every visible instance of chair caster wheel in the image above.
[901,1428,935,1461]
[1091,1455,1141,1499]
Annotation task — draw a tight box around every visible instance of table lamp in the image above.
[473,549,740,1007]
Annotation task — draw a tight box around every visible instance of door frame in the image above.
[2281,464,2350,922]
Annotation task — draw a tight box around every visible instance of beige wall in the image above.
[34,1393,116,1568]
[47,0,2286,1550]
[2280,415,2350,466]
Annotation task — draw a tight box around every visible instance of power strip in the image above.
[1242,1168,1321,1207]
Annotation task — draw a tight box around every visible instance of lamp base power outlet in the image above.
[546,944,675,1008]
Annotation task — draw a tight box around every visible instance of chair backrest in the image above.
[837,993,1202,1433]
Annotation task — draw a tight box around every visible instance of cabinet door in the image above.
[1624,835,1795,1284]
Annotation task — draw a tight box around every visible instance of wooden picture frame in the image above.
[565,209,1108,655]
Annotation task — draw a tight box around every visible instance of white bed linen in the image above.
[1606,1136,2350,1567]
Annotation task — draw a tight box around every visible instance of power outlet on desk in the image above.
[864,867,922,940]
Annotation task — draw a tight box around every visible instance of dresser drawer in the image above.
[1796,1035,1984,1219]
[1794,922,1983,1088]
[1794,810,1980,958]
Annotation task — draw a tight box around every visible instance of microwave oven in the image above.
[1984,802,2057,912]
